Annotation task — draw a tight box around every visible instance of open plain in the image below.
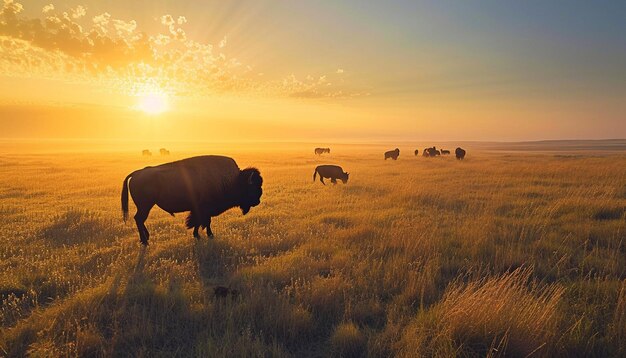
[0,143,625,357]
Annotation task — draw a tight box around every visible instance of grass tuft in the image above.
[330,322,367,358]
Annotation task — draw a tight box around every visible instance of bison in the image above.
[422,148,430,157]
[159,148,170,155]
[455,147,466,160]
[414,149,419,156]
[142,149,152,156]
[424,147,439,157]
[315,147,331,155]
[313,165,349,185]
[121,155,263,245]
[384,148,400,160]
[441,149,450,155]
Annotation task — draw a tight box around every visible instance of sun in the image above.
[136,92,169,115]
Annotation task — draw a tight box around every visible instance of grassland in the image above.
[0,144,624,357]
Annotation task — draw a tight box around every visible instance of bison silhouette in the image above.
[314,165,349,185]
[414,149,419,156]
[121,155,263,245]
[384,148,400,160]
[424,147,439,157]
[455,147,466,160]
[441,149,450,155]
[315,147,330,155]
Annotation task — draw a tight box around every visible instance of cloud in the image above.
[0,1,359,100]
[42,4,54,13]
[160,14,173,27]
[112,19,136,35]
[71,5,85,19]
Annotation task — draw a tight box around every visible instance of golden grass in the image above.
[399,268,564,357]
[0,145,624,356]
[330,322,366,357]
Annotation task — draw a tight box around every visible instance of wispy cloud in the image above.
[42,4,54,14]
[0,1,360,100]
[70,5,85,19]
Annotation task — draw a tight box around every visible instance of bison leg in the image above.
[205,217,214,238]
[134,205,153,245]
[331,178,337,185]
[192,212,201,239]
[319,176,326,185]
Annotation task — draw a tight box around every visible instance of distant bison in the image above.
[425,147,440,157]
[313,165,349,185]
[414,149,419,156]
[142,149,152,156]
[315,147,331,155]
[384,148,400,160]
[422,148,430,157]
[159,148,170,155]
[121,155,263,245]
[455,147,466,160]
[441,149,450,155]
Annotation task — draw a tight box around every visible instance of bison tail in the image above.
[121,172,133,222]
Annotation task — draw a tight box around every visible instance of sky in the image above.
[0,0,624,142]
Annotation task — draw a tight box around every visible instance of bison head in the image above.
[341,172,349,184]
[238,168,263,215]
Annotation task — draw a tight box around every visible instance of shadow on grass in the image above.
[106,247,205,356]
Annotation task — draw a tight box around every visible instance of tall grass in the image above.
[399,268,564,357]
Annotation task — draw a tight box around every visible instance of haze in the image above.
[1,0,625,142]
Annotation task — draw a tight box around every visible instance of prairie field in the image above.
[0,144,625,357]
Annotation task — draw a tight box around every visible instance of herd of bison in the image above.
[125,146,466,245]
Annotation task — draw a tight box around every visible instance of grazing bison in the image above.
[159,148,170,155]
[142,149,152,156]
[422,148,430,157]
[313,165,349,185]
[414,149,419,156]
[384,148,400,160]
[425,147,440,157]
[455,147,466,160]
[441,149,450,155]
[121,155,263,245]
[315,147,331,155]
